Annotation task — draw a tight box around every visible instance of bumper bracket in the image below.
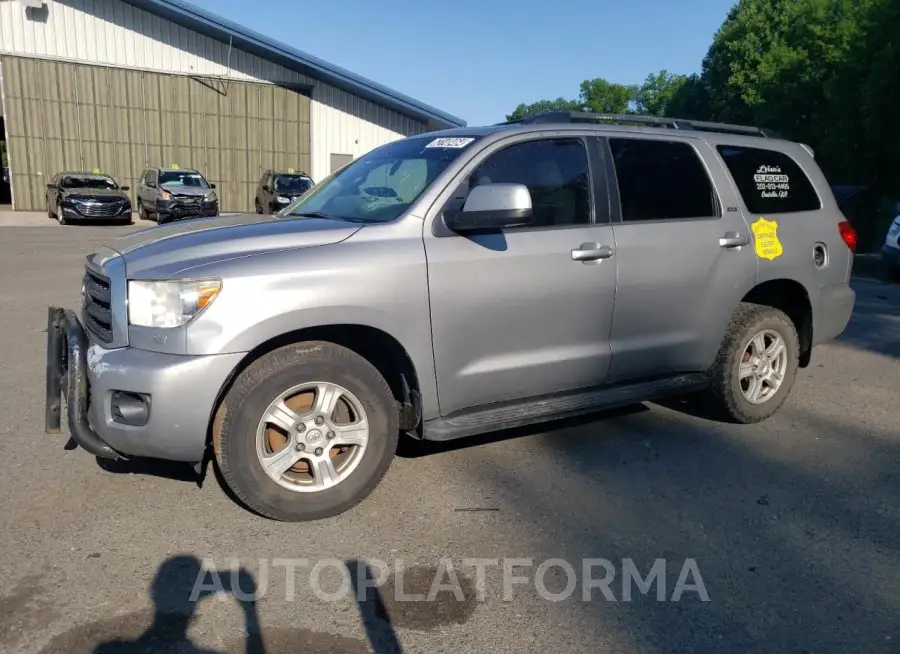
[45,306,124,460]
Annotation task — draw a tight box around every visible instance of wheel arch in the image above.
[207,323,424,455]
[741,278,813,367]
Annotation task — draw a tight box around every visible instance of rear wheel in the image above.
[213,341,399,521]
[703,303,799,423]
[255,199,263,214]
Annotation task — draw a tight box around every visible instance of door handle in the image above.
[572,243,614,262]
[719,232,750,248]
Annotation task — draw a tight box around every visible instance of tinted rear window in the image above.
[716,145,821,214]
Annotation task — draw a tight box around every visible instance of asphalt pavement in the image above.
[1,218,899,654]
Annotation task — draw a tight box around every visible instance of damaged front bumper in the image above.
[45,307,123,460]
[45,306,245,463]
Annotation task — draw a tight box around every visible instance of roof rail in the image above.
[504,111,783,139]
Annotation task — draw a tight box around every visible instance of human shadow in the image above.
[93,555,264,654]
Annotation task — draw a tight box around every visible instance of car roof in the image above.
[416,113,804,154]
[58,171,115,177]
[267,170,311,176]
[156,167,201,173]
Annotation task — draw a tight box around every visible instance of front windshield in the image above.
[283,135,481,223]
[159,171,209,188]
[61,175,117,190]
[274,175,313,193]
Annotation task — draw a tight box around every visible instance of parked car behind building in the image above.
[45,171,132,225]
[136,167,219,224]
[255,169,315,214]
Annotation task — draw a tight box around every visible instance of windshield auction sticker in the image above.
[424,137,475,149]
[751,217,784,260]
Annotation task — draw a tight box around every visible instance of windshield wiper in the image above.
[290,211,337,220]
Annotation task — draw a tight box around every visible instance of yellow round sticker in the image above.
[751,217,783,260]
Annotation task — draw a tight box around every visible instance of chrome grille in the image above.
[73,198,126,217]
[82,268,113,343]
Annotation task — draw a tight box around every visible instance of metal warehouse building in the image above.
[0,0,465,212]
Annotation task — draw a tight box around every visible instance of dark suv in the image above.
[136,167,219,224]
[255,169,314,214]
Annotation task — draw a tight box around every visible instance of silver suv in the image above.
[45,112,857,522]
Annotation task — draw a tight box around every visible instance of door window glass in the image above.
[609,138,718,221]
[469,138,592,227]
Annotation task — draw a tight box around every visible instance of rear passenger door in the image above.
[599,135,758,383]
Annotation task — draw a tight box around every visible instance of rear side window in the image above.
[716,145,821,214]
[609,138,718,222]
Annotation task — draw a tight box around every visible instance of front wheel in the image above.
[213,341,399,521]
[703,303,800,424]
[56,202,67,225]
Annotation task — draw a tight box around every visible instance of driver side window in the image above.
[456,138,593,228]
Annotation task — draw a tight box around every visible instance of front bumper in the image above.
[62,203,132,220]
[45,307,243,463]
[158,199,219,220]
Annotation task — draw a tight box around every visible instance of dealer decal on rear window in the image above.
[751,217,784,260]
[754,165,790,199]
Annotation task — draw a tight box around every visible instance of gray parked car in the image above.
[46,112,857,522]
[136,167,219,223]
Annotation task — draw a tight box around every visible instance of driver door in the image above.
[423,135,619,416]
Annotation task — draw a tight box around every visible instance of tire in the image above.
[56,202,67,225]
[214,341,399,522]
[255,199,263,214]
[703,302,800,424]
[138,200,148,222]
[47,201,54,219]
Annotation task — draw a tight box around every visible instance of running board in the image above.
[422,373,708,442]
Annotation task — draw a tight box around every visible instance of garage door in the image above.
[1,55,311,212]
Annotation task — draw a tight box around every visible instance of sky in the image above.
[188,0,737,126]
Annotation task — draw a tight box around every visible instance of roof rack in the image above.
[502,111,783,139]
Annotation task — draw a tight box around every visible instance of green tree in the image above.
[505,98,582,122]
[578,78,638,114]
[636,70,688,116]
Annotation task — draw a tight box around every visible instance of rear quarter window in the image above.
[716,145,821,214]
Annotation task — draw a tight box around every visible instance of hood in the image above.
[160,184,212,197]
[107,212,363,278]
[62,188,129,199]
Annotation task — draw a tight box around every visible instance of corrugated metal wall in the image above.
[2,55,310,212]
[0,0,430,182]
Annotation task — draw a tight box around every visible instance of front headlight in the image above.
[128,279,222,328]
[276,196,291,204]
[205,191,217,202]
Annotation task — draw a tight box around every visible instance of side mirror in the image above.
[262,185,270,192]
[46,183,57,190]
[444,183,534,233]
[120,186,130,191]
[210,183,217,189]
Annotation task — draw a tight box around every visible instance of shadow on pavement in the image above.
[36,556,410,653]
[461,403,900,652]
[835,280,900,358]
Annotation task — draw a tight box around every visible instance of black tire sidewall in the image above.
[219,348,398,521]
[727,311,799,421]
